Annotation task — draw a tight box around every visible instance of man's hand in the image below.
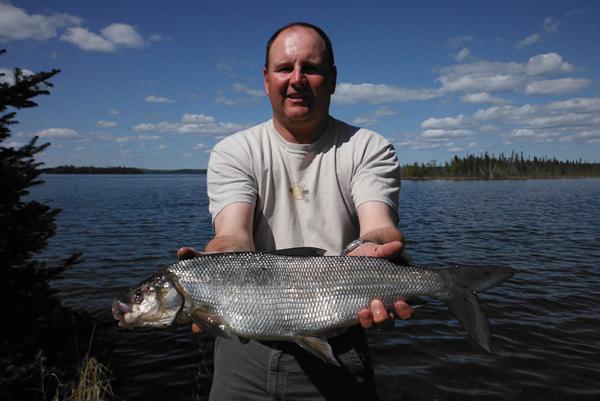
[177,247,204,334]
[347,240,414,328]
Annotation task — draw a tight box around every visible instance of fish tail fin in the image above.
[440,266,514,352]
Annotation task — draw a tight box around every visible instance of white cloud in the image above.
[437,54,584,97]
[149,34,168,42]
[60,23,146,52]
[516,33,541,49]
[437,61,525,93]
[4,141,24,149]
[181,113,214,123]
[448,35,473,49]
[453,47,470,62]
[333,83,440,104]
[422,97,600,144]
[543,17,560,33]
[60,27,115,52]
[100,23,145,49]
[192,143,206,150]
[546,98,600,113]
[517,17,560,50]
[373,107,397,117]
[232,83,264,97]
[422,114,470,129]
[108,109,119,115]
[215,91,236,106]
[509,128,536,138]
[36,128,83,139]
[525,53,574,76]
[397,139,443,150]
[422,129,475,139]
[352,115,378,126]
[0,3,81,42]
[145,95,175,104]
[137,134,160,141]
[0,68,34,85]
[461,92,507,105]
[97,120,118,128]
[115,136,133,143]
[131,114,248,136]
[525,78,591,95]
[473,104,539,122]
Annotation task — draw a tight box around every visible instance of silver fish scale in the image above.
[167,253,447,338]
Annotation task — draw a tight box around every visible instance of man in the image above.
[178,22,412,400]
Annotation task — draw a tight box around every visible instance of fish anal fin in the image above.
[293,335,340,366]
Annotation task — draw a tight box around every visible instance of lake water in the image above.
[32,175,600,400]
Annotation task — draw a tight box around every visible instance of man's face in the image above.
[263,27,336,136]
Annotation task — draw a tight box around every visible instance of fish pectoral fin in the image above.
[270,247,326,257]
[293,335,340,366]
[190,310,231,338]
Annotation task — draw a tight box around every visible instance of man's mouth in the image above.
[286,93,310,102]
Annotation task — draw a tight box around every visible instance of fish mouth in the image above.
[112,299,133,321]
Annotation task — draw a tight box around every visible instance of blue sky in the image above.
[1,0,599,169]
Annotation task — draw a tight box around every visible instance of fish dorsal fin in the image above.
[293,335,340,366]
[270,247,326,257]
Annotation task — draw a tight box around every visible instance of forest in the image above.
[401,152,600,179]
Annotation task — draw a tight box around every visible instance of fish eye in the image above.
[133,289,144,304]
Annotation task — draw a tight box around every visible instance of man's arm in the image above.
[205,202,255,252]
[178,202,254,334]
[348,201,413,327]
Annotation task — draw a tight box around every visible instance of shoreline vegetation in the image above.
[1,54,111,400]
[44,152,600,179]
[43,165,207,174]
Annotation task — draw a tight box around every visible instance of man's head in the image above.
[263,22,337,143]
[265,22,335,71]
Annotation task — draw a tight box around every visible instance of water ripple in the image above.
[30,176,600,401]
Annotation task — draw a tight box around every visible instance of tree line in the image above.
[44,165,208,174]
[45,165,144,174]
[402,151,600,179]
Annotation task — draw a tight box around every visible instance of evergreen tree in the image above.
[0,49,66,285]
[1,50,85,400]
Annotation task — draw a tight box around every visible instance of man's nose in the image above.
[290,67,305,85]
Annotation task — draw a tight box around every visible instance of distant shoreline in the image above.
[41,170,599,180]
[43,166,207,174]
[43,162,599,179]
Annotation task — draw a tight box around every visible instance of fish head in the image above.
[112,272,183,328]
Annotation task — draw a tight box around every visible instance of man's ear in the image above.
[263,67,270,96]
[330,65,337,95]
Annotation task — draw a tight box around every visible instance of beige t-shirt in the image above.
[207,118,400,255]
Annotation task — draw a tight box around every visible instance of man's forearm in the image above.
[360,226,404,245]
[204,235,254,253]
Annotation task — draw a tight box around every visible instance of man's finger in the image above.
[191,323,203,334]
[377,241,403,258]
[358,308,374,328]
[370,299,390,324]
[177,247,200,261]
[394,300,413,320]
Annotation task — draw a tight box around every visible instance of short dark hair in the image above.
[264,22,335,70]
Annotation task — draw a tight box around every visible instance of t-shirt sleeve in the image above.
[207,135,257,223]
[350,132,401,221]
